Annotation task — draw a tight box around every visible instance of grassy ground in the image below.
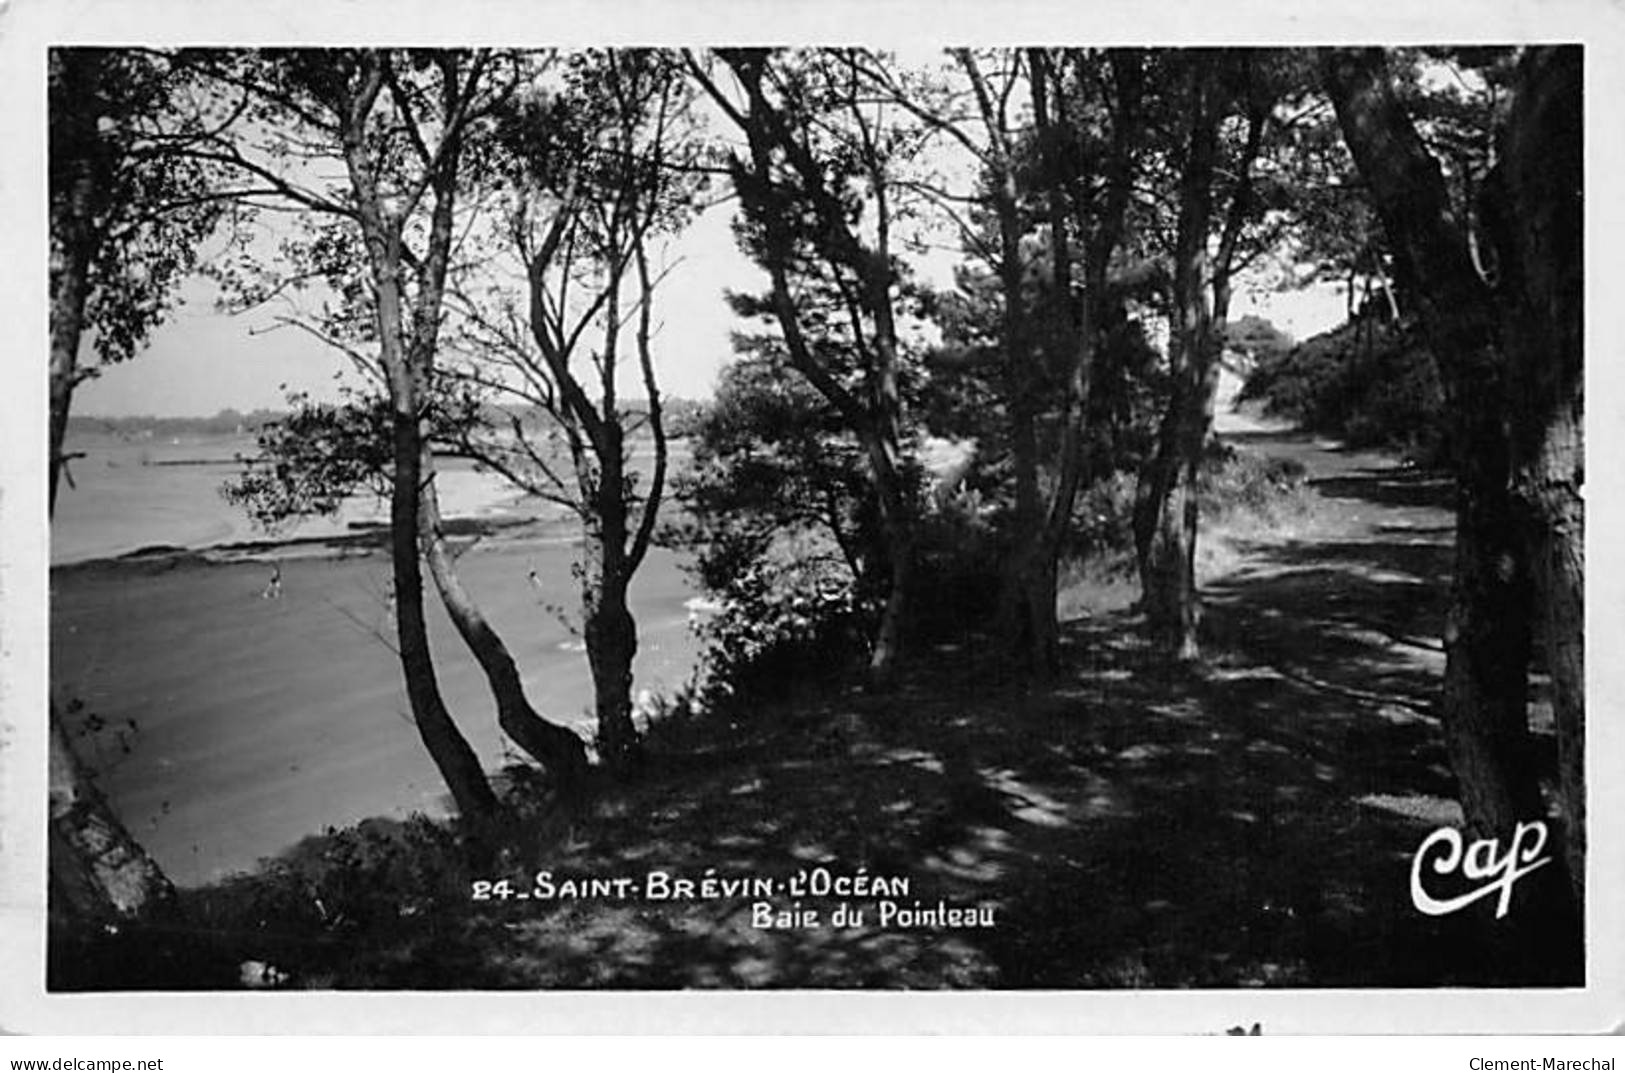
[48,426,1580,991]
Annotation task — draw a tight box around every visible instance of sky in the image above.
[68,55,955,420]
[70,192,1351,418]
[73,199,770,417]
[65,49,1358,421]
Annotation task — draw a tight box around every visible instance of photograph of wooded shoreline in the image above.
[40,42,1584,994]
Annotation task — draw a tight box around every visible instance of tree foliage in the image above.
[50,50,227,366]
[671,345,879,597]
[688,48,930,690]
[445,48,709,770]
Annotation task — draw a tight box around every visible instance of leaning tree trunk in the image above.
[741,205,915,692]
[46,47,111,518]
[1321,48,1546,848]
[48,708,177,923]
[420,470,589,793]
[1484,45,1585,911]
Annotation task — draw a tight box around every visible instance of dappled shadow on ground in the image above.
[1219,429,1325,450]
[268,579,1573,990]
[434,459,1568,990]
[52,453,1580,991]
[1310,468,1455,513]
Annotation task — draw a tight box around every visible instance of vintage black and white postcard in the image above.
[1,0,1621,1036]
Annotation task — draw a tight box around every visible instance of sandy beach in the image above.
[52,535,701,887]
[50,437,703,887]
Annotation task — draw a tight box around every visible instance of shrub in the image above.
[192,814,467,952]
[1051,448,1304,576]
[1225,314,1295,367]
[1065,469,1141,563]
[908,489,1004,639]
[1197,447,1308,521]
[690,552,866,711]
[1241,316,1446,461]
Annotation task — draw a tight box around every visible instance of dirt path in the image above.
[1204,387,1459,774]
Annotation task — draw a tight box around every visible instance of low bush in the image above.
[688,552,867,712]
[1066,469,1140,564]
[909,490,1004,640]
[1198,445,1308,521]
[183,814,468,962]
[1054,448,1306,580]
[1241,315,1447,462]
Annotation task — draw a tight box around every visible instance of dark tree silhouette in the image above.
[47,47,229,924]
[690,48,919,691]
[1481,46,1585,909]
[1321,48,1584,914]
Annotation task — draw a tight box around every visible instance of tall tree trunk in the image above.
[990,170,1056,675]
[855,99,912,693]
[1321,48,1545,848]
[1135,62,1220,661]
[385,404,497,818]
[1133,366,1213,661]
[854,182,912,691]
[1068,50,1144,550]
[48,156,94,516]
[419,472,589,793]
[585,572,640,773]
[1026,51,1108,677]
[1483,45,1585,910]
[340,60,498,819]
[958,49,1061,678]
[586,473,639,771]
[586,427,641,772]
[863,435,914,689]
[1440,473,1540,835]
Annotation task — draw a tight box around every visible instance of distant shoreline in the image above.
[51,433,681,567]
[52,509,585,574]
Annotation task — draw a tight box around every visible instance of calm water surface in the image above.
[50,432,706,885]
